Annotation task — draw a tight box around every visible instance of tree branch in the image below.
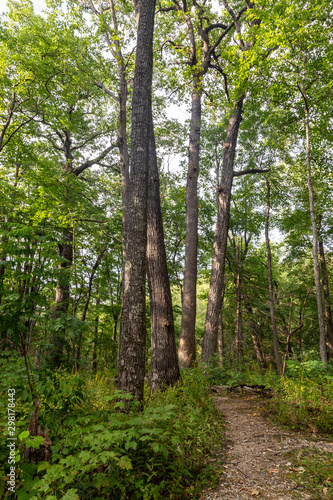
[73,144,118,176]
[233,168,270,177]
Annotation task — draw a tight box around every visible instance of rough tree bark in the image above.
[202,97,244,363]
[265,179,282,374]
[116,0,156,402]
[178,81,201,368]
[147,109,180,392]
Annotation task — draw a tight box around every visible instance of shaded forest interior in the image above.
[1,0,333,499]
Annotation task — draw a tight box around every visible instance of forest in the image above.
[1,0,333,498]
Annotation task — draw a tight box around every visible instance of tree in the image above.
[116,0,156,402]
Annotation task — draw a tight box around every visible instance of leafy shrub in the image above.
[1,366,223,500]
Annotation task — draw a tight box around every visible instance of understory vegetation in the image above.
[1,0,333,498]
[2,353,333,499]
[0,362,224,500]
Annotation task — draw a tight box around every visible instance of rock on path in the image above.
[203,392,333,500]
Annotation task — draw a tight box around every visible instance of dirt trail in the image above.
[203,392,333,499]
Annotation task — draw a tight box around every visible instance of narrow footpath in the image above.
[203,390,333,499]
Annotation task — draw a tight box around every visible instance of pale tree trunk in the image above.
[147,109,180,392]
[178,81,201,368]
[303,101,327,362]
[318,219,333,359]
[265,180,282,374]
[116,0,155,402]
[202,97,244,363]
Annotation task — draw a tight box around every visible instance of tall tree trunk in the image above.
[50,230,73,367]
[265,180,281,374]
[303,105,327,362]
[178,81,201,368]
[218,277,227,367]
[116,0,155,402]
[202,97,243,363]
[147,110,180,392]
[318,233,333,359]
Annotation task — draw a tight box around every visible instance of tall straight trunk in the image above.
[50,230,73,367]
[303,106,327,362]
[116,0,155,402]
[235,271,243,361]
[147,110,180,392]
[202,97,243,363]
[217,277,227,366]
[265,180,281,374]
[318,234,333,358]
[178,81,201,368]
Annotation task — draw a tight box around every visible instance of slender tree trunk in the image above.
[243,294,266,367]
[92,297,100,373]
[74,247,106,370]
[147,110,180,392]
[318,223,333,358]
[218,277,227,367]
[116,0,156,402]
[50,230,73,367]
[178,81,201,368]
[303,107,327,362]
[265,180,281,374]
[202,97,244,363]
[235,271,243,361]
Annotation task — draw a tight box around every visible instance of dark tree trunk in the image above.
[318,229,333,359]
[178,81,201,368]
[116,0,155,402]
[147,110,180,393]
[202,97,244,363]
[265,180,281,374]
[50,230,73,368]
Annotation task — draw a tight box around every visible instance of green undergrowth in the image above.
[203,355,333,437]
[0,361,224,500]
[286,448,333,499]
[263,360,333,436]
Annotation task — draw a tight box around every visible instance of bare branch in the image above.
[73,144,118,176]
[94,82,119,103]
[233,168,270,177]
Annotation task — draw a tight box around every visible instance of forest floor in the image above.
[202,390,333,499]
